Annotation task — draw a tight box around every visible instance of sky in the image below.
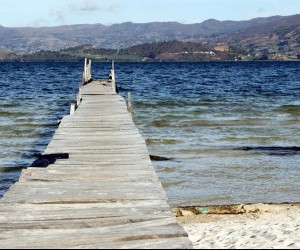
[0,0,299,27]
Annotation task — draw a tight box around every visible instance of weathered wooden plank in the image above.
[0,201,173,221]
[0,200,172,214]
[53,155,152,163]
[43,149,150,156]
[52,141,146,147]
[2,175,168,204]
[19,172,158,183]
[0,228,190,250]
[44,143,148,150]
[18,166,160,181]
[0,204,174,226]
[0,238,192,250]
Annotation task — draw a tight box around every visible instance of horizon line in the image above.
[1,14,298,29]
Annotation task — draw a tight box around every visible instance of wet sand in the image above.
[174,203,300,249]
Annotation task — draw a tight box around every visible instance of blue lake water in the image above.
[0,61,299,207]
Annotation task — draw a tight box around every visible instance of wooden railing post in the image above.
[76,86,82,107]
[88,59,92,81]
[83,58,92,84]
[84,58,88,83]
[70,102,76,115]
[127,92,132,114]
[110,60,117,93]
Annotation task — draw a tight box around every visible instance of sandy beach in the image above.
[175,203,300,249]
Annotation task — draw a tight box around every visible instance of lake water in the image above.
[0,61,299,207]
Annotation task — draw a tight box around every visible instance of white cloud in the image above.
[69,0,119,14]
[27,7,66,27]
[50,7,66,24]
[72,0,99,13]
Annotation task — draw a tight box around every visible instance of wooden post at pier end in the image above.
[76,86,82,107]
[69,102,76,115]
[110,60,117,93]
[83,58,92,84]
[128,91,132,114]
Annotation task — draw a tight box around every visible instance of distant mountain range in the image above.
[0,14,299,61]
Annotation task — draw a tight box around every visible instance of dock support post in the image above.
[110,60,117,93]
[84,58,88,83]
[83,58,92,84]
[88,59,92,81]
[127,92,132,114]
[70,102,76,115]
[76,86,82,107]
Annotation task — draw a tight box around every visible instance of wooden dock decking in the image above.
[0,61,192,249]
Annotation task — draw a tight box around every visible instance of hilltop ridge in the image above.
[0,14,299,61]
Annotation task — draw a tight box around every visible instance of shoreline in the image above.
[174,203,300,249]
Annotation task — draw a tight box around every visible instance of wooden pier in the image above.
[0,60,192,249]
